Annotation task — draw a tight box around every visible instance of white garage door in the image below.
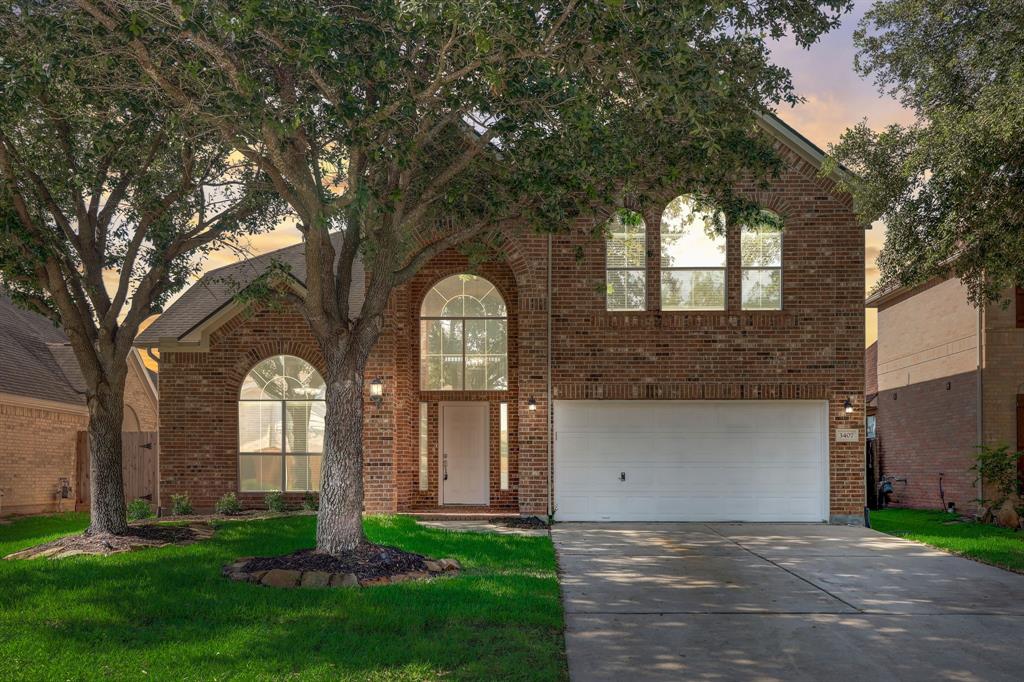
[553,401,829,522]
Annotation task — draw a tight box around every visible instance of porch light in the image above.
[843,397,854,414]
[528,396,537,411]
[369,377,384,408]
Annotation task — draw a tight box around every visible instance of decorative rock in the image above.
[261,569,301,588]
[438,558,461,571]
[423,560,444,573]
[248,570,267,584]
[330,573,359,588]
[227,572,249,582]
[301,571,332,588]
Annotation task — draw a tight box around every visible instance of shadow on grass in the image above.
[0,515,566,681]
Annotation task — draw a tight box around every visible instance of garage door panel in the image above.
[554,401,828,522]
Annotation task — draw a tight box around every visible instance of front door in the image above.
[440,402,489,505]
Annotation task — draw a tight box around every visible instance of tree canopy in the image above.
[827,0,1024,304]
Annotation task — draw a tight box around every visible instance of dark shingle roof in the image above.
[0,294,88,406]
[136,233,364,345]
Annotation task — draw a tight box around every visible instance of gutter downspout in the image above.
[976,305,984,514]
[547,233,554,519]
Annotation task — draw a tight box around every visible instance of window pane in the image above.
[239,401,282,453]
[465,356,486,391]
[607,269,646,311]
[486,355,508,390]
[442,355,463,390]
[465,319,487,355]
[606,209,646,269]
[742,225,782,267]
[661,270,726,310]
[240,355,324,400]
[239,454,282,492]
[742,268,782,310]
[500,403,509,490]
[285,454,321,492]
[285,401,326,453]
[661,196,726,268]
[485,319,507,355]
[421,320,464,390]
[421,274,506,318]
[419,403,429,491]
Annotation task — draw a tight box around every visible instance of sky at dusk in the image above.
[181,1,912,348]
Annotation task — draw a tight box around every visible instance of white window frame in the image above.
[659,196,727,311]
[741,220,783,311]
[605,209,647,311]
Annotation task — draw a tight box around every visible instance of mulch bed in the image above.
[224,543,461,588]
[4,523,215,560]
[489,516,550,530]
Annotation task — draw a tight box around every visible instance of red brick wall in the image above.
[877,372,979,512]
[156,142,866,519]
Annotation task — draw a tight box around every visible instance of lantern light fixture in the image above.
[369,377,384,408]
[843,397,854,414]
[528,396,537,411]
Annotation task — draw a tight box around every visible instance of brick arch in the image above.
[229,342,325,398]
[735,190,797,225]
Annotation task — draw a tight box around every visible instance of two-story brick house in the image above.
[135,116,866,524]
[867,279,1024,515]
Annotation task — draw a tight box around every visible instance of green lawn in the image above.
[872,508,1024,573]
[0,513,566,681]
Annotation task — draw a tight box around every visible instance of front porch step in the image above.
[402,511,521,521]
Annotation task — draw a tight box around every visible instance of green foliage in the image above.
[126,499,154,521]
[828,0,1024,305]
[302,491,319,511]
[214,492,242,516]
[264,489,286,512]
[872,509,1024,573]
[0,514,564,680]
[971,445,1024,522]
[170,494,194,516]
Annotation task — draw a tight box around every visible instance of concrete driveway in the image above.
[554,523,1024,681]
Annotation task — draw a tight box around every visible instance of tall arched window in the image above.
[421,274,507,391]
[605,208,647,311]
[238,355,325,492]
[660,195,727,310]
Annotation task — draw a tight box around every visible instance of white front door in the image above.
[553,400,829,522]
[440,402,489,505]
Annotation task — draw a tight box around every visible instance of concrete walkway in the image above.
[554,523,1024,681]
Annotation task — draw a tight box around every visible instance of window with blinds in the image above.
[606,209,647,311]
[238,355,326,492]
[660,196,727,310]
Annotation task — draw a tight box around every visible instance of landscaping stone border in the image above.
[222,557,461,588]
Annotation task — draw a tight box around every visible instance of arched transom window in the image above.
[421,274,508,391]
[238,355,325,492]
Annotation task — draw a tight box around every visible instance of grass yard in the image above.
[0,513,567,681]
[871,508,1024,574]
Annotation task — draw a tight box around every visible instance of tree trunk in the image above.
[87,385,128,535]
[316,349,367,554]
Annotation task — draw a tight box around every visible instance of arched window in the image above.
[605,208,647,311]
[741,211,783,310]
[238,355,325,492]
[421,274,507,391]
[660,195,727,310]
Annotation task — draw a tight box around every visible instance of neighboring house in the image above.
[0,294,159,515]
[135,116,866,523]
[866,279,1024,513]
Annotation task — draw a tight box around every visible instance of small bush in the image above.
[265,489,286,512]
[215,492,242,516]
[170,494,193,516]
[302,491,319,511]
[127,498,153,521]
[971,444,1024,525]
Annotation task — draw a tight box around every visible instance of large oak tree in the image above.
[0,7,279,534]
[827,0,1024,304]
[72,0,851,553]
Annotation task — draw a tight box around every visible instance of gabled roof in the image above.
[135,232,364,346]
[0,294,90,406]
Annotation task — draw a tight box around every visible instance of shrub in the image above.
[127,498,153,521]
[971,444,1024,526]
[302,491,319,511]
[170,494,193,516]
[215,492,242,516]
[265,489,285,512]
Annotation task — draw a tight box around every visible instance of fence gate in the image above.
[75,431,159,511]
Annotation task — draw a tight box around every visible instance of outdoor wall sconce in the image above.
[528,396,537,411]
[369,377,384,408]
[843,397,854,414]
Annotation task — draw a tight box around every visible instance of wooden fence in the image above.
[75,431,159,511]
